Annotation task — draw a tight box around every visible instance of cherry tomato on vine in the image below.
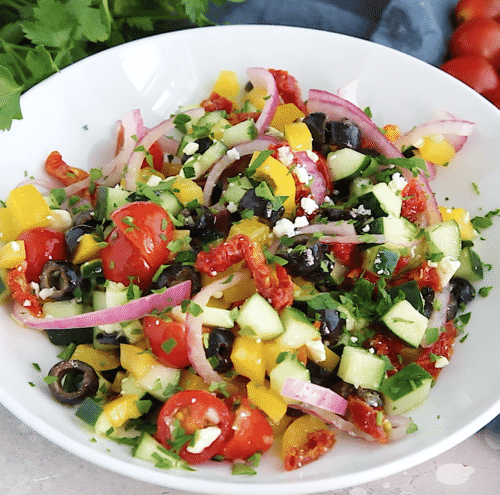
[455,0,500,24]
[18,228,67,282]
[156,390,233,464]
[143,316,190,369]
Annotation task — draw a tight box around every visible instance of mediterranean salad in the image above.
[0,67,487,473]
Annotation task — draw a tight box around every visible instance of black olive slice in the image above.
[39,260,81,301]
[47,360,99,404]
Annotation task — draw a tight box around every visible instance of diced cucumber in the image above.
[369,215,420,245]
[94,185,130,221]
[337,346,386,390]
[196,110,227,130]
[275,307,321,349]
[357,182,402,218]
[80,259,104,281]
[137,363,181,402]
[157,189,182,216]
[362,244,401,277]
[132,433,192,470]
[350,177,373,197]
[381,300,429,347]
[327,148,371,181]
[93,319,143,350]
[120,374,148,399]
[222,176,253,204]
[454,246,484,282]
[181,140,228,180]
[43,300,94,345]
[92,281,129,311]
[425,219,461,260]
[43,299,85,318]
[222,119,258,147]
[380,362,433,415]
[386,280,425,314]
[75,397,104,427]
[199,306,235,328]
[236,293,285,340]
[269,354,310,404]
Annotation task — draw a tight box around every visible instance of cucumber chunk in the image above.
[425,219,461,260]
[369,215,420,244]
[236,293,285,340]
[357,182,402,218]
[132,433,192,470]
[269,354,310,404]
[337,346,386,390]
[326,148,371,181]
[455,246,484,282]
[381,299,429,347]
[181,140,228,179]
[94,185,130,221]
[362,244,401,277]
[222,119,258,147]
[275,307,321,349]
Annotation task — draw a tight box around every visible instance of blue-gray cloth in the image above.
[207,0,500,435]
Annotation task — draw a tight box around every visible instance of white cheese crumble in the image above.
[39,288,57,300]
[351,205,372,216]
[277,146,294,166]
[388,172,407,193]
[294,215,309,229]
[226,148,241,161]
[361,224,371,233]
[305,150,319,162]
[434,355,449,368]
[226,201,238,213]
[300,197,319,215]
[186,426,222,454]
[183,141,200,156]
[294,165,311,184]
[273,218,296,237]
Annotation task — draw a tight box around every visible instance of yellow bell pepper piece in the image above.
[209,118,232,141]
[231,335,266,384]
[5,184,52,236]
[245,86,268,111]
[284,122,313,152]
[102,393,142,428]
[0,208,18,242]
[252,152,296,216]
[71,344,120,372]
[438,206,475,241]
[179,368,211,392]
[417,135,455,166]
[0,240,25,269]
[316,346,340,371]
[262,339,293,374]
[247,381,287,423]
[228,217,271,247]
[213,70,240,101]
[72,233,104,264]
[120,343,157,379]
[170,176,204,206]
[270,103,305,133]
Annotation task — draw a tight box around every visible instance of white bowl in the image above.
[0,25,499,495]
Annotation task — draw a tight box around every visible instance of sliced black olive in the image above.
[446,293,459,321]
[148,263,201,296]
[72,209,98,228]
[204,327,235,373]
[320,207,358,222]
[47,360,99,404]
[181,137,213,164]
[317,308,346,347]
[179,206,222,245]
[354,387,384,408]
[450,277,476,306]
[238,189,285,226]
[325,119,361,150]
[39,260,82,301]
[303,112,327,151]
[420,287,435,319]
[94,330,129,348]
[65,224,95,255]
[306,361,337,389]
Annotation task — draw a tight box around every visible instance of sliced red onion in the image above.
[186,270,251,384]
[297,221,356,237]
[386,414,412,442]
[202,136,280,206]
[431,110,470,152]
[246,67,279,134]
[281,377,348,415]
[421,283,451,348]
[157,135,181,156]
[337,80,359,107]
[120,109,147,152]
[306,89,403,159]
[294,151,327,203]
[13,281,191,330]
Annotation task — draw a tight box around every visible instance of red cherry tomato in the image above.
[18,228,67,283]
[440,55,500,96]
[221,396,273,461]
[110,201,174,269]
[45,151,89,187]
[141,140,164,172]
[200,92,233,114]
[156,390,233,464]
[449,18,500,69]
[269,68,307,113]
[455,0,500,24]
[100,228,156,289]
[142,316,191,369]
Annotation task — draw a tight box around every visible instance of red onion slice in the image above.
[337,80,359,107]
[186,270,251,384]
[319,234,387,245]
[298,221,356,237]
[294,151,327,203]
[246,67,279,134]
[13,281,191,329]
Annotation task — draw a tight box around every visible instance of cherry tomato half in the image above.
[18,228,67,283]
[141,141,164,172]
[142,316,191,369]
[440,55,500,96]
[455,0,500,24]
[449,17,500,69]
[45,151,89,187]
[156,390,233,464]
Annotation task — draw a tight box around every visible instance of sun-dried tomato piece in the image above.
[401,177,427,224]
[200,92,233,114]
[269,69,307,113]
[347,396,389,444]
[45,151,89,187]
[284,429,336,471]
[7,261,43,317]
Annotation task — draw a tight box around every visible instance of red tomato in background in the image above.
[440,55,500,96]
[156,390,233,464]
[449,17,500,69]
[110,201,174,269]
[18,228,67,282]
[141,140,164,172]
[221,396,273,460]
[455,0,500,24]
[100,228,156,289]
[142,316,191,368]
[200,92,233,114]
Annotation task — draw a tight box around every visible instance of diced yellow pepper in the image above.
[228,217,271,247]
[102,393,142,428]
[247,381,288,423]
[209,118,232,140]
[263,339,293,374]
[253,152,296,216]
[219,277,257,305]
[71,344,120,372]
[170,176,204,206]
[316,346,340,371]
[417,135,455,166]
[0,240,25,269]
[213,70,240,101]
[72,233,104,264]
[245,86,268,111]
[0,208,18,242]
[270,103,305,133]
[438,206,475,241]
[231,335,266,383]
[5,184,52,236]
[120,343,157,379]
[284,122,313,152]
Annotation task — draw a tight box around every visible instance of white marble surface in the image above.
[1,403,499,495]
